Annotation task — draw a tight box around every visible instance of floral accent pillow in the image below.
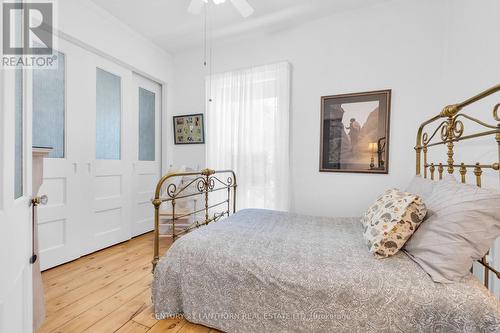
[362,189,427,258]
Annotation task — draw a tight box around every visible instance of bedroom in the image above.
[0,0,499,332]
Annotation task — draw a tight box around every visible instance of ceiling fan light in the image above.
[213,0,226,4]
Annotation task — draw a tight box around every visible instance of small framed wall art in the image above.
[173,113,205,145]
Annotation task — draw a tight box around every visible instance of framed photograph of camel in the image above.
[319,90,391,174]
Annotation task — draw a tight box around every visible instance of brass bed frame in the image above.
[151,169,237,270]
[151,84,500,291]
[415,84,500,288]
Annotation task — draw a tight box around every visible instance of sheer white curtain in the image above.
[206,62,290,211]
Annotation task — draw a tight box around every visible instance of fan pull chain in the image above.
[203,2,214,103]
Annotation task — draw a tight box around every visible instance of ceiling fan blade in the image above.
[230,0,254,17]
[188,0,205,15]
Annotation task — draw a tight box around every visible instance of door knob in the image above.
[32,194,48,206]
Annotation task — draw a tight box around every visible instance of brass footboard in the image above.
[151,169,237,271]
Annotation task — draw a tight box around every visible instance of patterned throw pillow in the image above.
[362,189,427,258]
[360,189,394,228]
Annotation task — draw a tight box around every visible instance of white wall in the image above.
[172,0,450,216]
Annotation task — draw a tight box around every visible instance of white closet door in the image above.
[131,75,162,236]
[82,58,133,253]
[33,39,85,270]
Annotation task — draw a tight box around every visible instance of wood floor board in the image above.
[131,304,158,328]
[40,233,216,333]
[115,321,150,333]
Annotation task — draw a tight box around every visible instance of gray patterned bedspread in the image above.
[152,209,500,332]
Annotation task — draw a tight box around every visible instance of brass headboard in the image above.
[151,169,237,271]
[415,84,500,288]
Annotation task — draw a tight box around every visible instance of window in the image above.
[33,51,66,158]
[206,62,291,210]
[96,68,121,160]
[138,87,155,161]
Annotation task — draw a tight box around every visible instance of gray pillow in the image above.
[404,176,500,283]
[405,175,436,201]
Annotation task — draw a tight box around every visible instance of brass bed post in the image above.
[152,197,162,272]
[415,146,422,176]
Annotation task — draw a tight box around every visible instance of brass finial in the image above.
[151,198,162,207]
[201,168,215,176]
[440,104,461,117]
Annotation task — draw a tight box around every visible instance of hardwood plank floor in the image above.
[40,233,221,333]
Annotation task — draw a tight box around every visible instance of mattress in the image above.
[152,209,500,332]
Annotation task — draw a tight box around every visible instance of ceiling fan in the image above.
[188,0,254,18]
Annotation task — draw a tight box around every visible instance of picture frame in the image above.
[319,90,391,174]
[173,113,205,145]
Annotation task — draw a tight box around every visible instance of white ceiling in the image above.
[89,0,388,53]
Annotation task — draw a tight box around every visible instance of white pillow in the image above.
[404,177,500,283]
[405,175,436,201]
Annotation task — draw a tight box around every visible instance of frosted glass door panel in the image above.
[96,68,121,160]
[33,51,65,158]
[15,68,23,199]
[138,87,155,161]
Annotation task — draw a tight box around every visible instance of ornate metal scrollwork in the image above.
[422,121,448,146]
[166,183,177,198]
[440,121,450,141]
[452,119,464,139]
[197,178,207,193]
[494,103,500,122]
[207,177,215,191]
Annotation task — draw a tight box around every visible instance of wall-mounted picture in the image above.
[320,90,391,174]
[173,113,205,144]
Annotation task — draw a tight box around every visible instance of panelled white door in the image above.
[34,39,87,270]
[82,57,134,254]
[132,75,162,236]
[0,67,34,332]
